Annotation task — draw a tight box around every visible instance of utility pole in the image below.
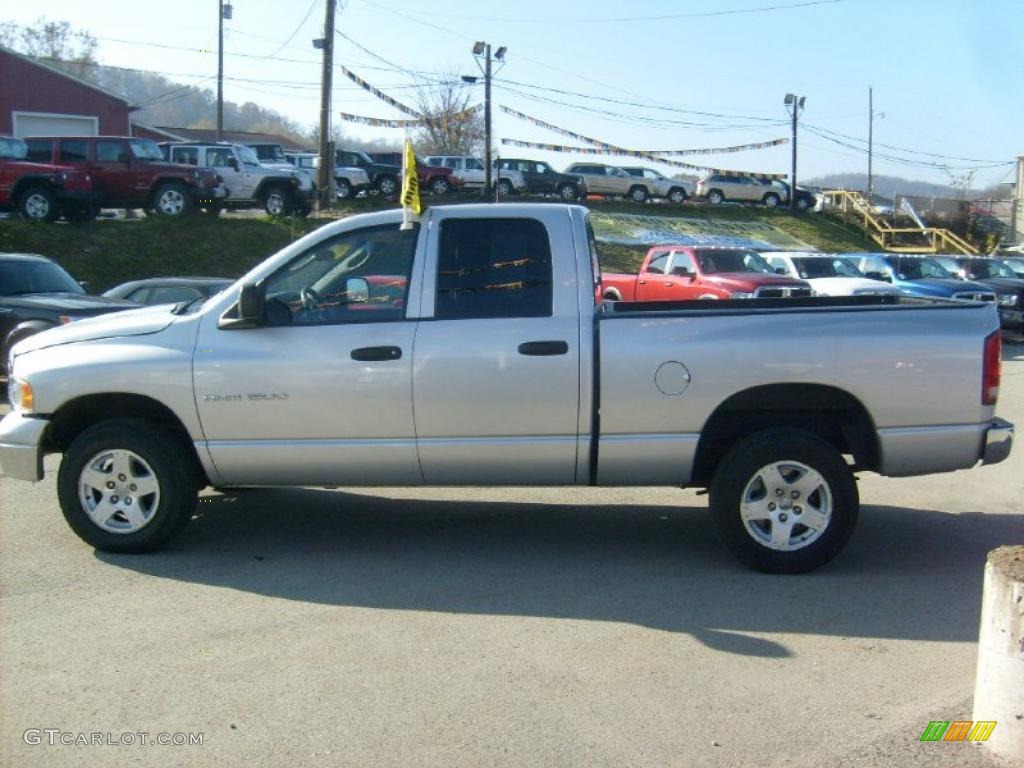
[217,1,231,141]
[784,93,805,213]
[867,86,873,202]
[484,44,492,196]
[316,0,336,208]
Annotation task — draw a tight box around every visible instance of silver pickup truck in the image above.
[0,204,1013,572]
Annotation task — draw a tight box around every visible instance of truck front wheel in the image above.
[19,185,59,221]
[152,182,194,217]
[263,186,293,216]
[708,429,858,574]
[57,419,199,553]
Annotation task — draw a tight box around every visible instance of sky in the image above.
[6,0,1023,189]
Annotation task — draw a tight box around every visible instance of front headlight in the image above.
[8,377,34,413]
[998,294,1018,307]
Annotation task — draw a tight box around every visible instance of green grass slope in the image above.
[0,199,878,291]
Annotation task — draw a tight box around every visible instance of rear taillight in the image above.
[982,330,1001,405]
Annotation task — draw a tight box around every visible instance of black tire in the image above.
[263,185,294,216]
[57,419,199,553]
[18,184,59,222]
[629,186,649,203]
[796,196,812,211]
[668,188,687,204]
[707,189,725,205]
[558,183,579,201]
[762,192,781,210]
[496,178,514,196]
[708,429,859,574]
[430,176,450,195]
[336,178,352,200]
[151,182,194,217]
[376,175,399,197]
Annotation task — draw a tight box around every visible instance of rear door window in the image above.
[436,218,553,320]
[59,140,88,163]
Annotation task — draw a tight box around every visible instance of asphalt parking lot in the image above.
[1,346,1022,768]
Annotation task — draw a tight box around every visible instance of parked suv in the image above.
[948,256,1024,329]
[621,167,694,204]
[564,162,654,203]
[163,142,314,216]
[1,252,138,372]
[495,159,585,200]
[284,152,371,200]
[0,136,97,222]
[696,174,784,208]
[423,155,526,196]
[24,136,225,217]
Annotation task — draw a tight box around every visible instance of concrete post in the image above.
[972,545,1024,763]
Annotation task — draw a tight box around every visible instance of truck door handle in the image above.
[518,341,569,356]
[351,346,402,361]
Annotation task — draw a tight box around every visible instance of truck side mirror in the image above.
[864,271,890,282]
[671,266,692,278]
[117,153,130,164]
[345,277,370,303]
[227,157,239,170]
[219,281,265,329]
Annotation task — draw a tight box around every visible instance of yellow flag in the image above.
[401,138,421,220]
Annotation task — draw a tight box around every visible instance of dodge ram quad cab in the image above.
[24,136,225,217]
[0,204,1013,573]
[602,246,813,301]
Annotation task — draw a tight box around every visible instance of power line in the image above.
[262,0,321,59]
[803,122,1009,164]
[406,0,847,23]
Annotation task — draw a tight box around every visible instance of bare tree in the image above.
[0,18,98,78]
[413,75,485,156]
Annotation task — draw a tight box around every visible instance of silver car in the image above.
[621,167,694,204]
[565,162,655,203]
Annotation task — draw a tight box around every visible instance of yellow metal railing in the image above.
[822,189,976,255]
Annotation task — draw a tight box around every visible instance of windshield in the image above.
[1002,258,1024,276]
[894,257,953,279]
[0,137,28,160]
[0,260,84,296]
[695,249,774,274]
[792,257,864,278]
[236,145,261,166]
[127,139,164,161]
[970,259,1018,279]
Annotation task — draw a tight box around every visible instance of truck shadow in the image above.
[97,488,1021,657]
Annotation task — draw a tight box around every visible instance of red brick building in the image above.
[0,46,135,137]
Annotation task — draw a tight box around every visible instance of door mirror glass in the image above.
[345,277,370,303]
[671,265,691,277]
[864,270,889,282]
[220,282,265,329]
[227,156,239,170]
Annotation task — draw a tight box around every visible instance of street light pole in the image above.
[784,93,805,213]
[315,0,336,209]
[467,42,506,201]
[867,86,873,201]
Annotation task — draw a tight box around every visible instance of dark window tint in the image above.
[59,140,88,163]
[95,140,125,163]
[146,286,203,304]
[436,218,552,320]
[24,140,52,162]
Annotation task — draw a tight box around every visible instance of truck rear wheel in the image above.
[57,419,199,553]
[708,429,858,573]
[336,179,352,199]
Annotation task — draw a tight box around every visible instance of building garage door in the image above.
[12,112,99,138]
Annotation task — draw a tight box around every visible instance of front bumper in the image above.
[982,417,1014,465]
[0,411,48,481]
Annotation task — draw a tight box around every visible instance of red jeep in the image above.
[24,136,226,218]
[601,245,812,301]
[0,136,97,222]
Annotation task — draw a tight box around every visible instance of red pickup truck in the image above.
[601,245,812,301]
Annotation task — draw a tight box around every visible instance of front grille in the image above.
[755,286,814,298]
[953,291,996,303]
